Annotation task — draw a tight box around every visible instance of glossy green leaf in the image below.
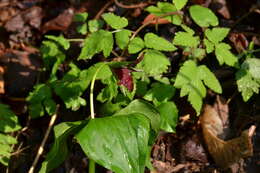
[189,5,218,27]
[114,99,161,132]
[144,33,177,51]
[76,114,150,173]
[205,27,230,44]
[136,50,170,76]
[157,102,178,133]
[78,30,113,59]
[39,121,86,173]
[128,37,144,54]
[215,43,238,66]
[173,0,188,10]
[143,82,175,106]
[102,13,128,29]
[115,29,131,49]
[173,32,200,47]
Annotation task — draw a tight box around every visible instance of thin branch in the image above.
[28,109,58,173]
[114,0,151,9]
[94,0,114,20]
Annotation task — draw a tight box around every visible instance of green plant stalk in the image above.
[88,63,106,173]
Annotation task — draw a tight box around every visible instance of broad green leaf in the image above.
[198,65,222,93]
[173,32,200,47]
[0,104,21,133]
[242,58,260,79]
[39,121,86,173]
[173,0,188,10]
[189,5,218,27]
[84,62,113,80]
[76,114,150,173]
[215,43,237,66]
[88,19,104,33]
[76,23,87,35]
[114,99,161,132]
[236,69,260,102]
[193,48,206,60]
[144,33,177,51]
[157,102,178,133]
[128,37,144,54]
[27,84,55,118]
[45,35,70,50]
[136,50,170,76]
[205,27,230,44]
[74,12,88,22]
[203,38,214,53]
[174,60,208,114]
[143,82,175,106]
[78,30,113,59]
[145,2,182,25]
[115,29,131,49]
[102,13,128,29]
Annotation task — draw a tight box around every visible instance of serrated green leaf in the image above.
[181,24,195,35]
[144,33,177,51]
[128,37,144,54]
[114,99,161,132]
[173,0,188,10]
[76,23,87,35]
[136,50,170,76]
[205,27,230,44]
[143,82,175,106]
[236,69,260,102]
[0,133,18,166]
[74,12,88,22]
[27,84,55,118]
[215,43,238,66]
[174,60,209,114]
[45,35,70,50]
[78,30,113,59]
[97,76,118,103]
[157,102,178,133]
[76,114,150,173]
[0,104,21,133]
[88,19,104,33]
[102,13,128,29]
[203,38,214,53]
[193,48,206,60]
[189,5,218,27]
[242,58,260,79]
[39,121,86,173]
[173,32,200,47]
[198,65,222,93]
[115,29,131,49]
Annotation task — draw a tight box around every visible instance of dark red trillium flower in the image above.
[114,68,133,92]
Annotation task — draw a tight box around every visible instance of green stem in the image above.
[89,159,96,173]
[67,38,84,42]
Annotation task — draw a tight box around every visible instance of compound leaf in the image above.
[45,35,70,50]
[203,38,214,53]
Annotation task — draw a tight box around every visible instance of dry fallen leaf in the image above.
[200,97,255,169]
[0,66,5,94]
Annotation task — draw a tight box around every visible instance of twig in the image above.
[28,110,58,173]
[94,0,114,20]
[114,0,151,9]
